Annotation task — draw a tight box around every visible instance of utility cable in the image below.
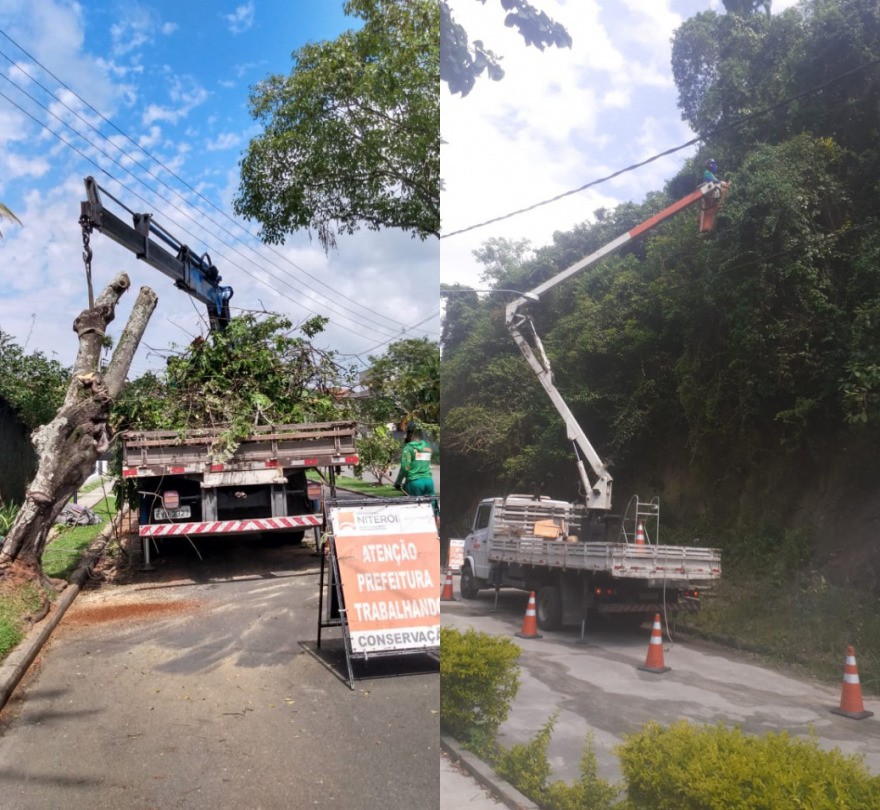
[0,77,404,344]
[441,55,880,239]
[0,28,408,333]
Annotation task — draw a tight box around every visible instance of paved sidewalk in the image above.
[441,751,506,809]
[440,734,538,810]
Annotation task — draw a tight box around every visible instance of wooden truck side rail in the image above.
[488,537,722,582]
[121,420,359,474]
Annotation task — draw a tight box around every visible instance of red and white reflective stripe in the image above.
[844,652,861,684]
[140,514,322,537]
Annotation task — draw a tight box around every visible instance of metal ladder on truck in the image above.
[620,495,660,546]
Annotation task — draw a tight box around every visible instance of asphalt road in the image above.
[442,581,880,788]
[0,531,439,809]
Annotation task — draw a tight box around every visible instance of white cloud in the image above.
[224,2,255,35]
[206,132,242,151]
[138,125,162,149]
[161,21,178,36]
[110,7,157,58]
[142,77,210,126]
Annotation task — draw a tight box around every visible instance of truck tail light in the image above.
[162,490,180,509]
[684,589,700,600]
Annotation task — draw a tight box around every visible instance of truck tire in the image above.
[459,562,481,599]
[536,585,563,631]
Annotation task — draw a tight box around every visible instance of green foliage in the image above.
[544,732,621,810]
[440,0,571,96]
[439,626,521,751]
[617,720,880,809]
[0,502,19,536]
[689,566,880,686]
[0,328,69,429]
[495,715,620,810]
[354,424,402,485]
[361,337,440,430]
[495,715,555,799]
[113,312,353,460]
[441,0,880,545]
[235,0,439,250]
[0,581,42,660]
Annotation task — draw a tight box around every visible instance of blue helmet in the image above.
[706,159,718,173]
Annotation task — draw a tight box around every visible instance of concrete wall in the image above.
[0,398,36,505]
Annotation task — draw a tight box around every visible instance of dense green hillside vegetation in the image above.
[441,0,880,594]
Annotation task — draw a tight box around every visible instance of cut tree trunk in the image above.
[0,274,157,586]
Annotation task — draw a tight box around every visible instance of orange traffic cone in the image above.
[831,645,873,720]
[515,591,542,639]
[638,613,670,673]
[635,521,647,546]
[440,569,457,602]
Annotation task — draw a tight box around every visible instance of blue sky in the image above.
[0,0,440,376]
[441,0,799,290]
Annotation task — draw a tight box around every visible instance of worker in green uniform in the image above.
[394,423,439,524]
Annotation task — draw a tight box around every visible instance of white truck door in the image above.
[465,501,494,579]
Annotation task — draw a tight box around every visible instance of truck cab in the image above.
[460,494,581,600]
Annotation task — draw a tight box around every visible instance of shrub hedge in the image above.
[617,720,880,809]
[439,626,520,750]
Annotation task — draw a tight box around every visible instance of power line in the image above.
[0,27,409,336]
[0,31,443,354]
[0,66,421,344]
[441,54,880,239]
[0,80,396,344]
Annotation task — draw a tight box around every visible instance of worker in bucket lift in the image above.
[703,159,725,200]
[703,158,721,184]
[394,423,439,526]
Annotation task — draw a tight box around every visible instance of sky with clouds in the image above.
[0,0,440,377]
[440,0,800,291]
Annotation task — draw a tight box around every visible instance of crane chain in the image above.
[78,214,94,309]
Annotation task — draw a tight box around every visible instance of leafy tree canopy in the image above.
[235,0,439,251]
[0,329,68,429]
[360,337,439,433]
[441,0,571,97]
[441,0,880,540]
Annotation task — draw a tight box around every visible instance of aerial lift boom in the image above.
[79,177,233,331]
[505,180,728,512]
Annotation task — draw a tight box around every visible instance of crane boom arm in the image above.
[505,182,727,511]
[79,177,233,331]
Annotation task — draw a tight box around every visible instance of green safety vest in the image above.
[395,440,433,485]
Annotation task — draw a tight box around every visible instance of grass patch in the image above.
[306,471,402,499]
[0,580,44,659]
[683,567,880,692]
[78,476,110,495]
[42,495,117,581]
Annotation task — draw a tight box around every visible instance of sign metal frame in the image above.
[316,497,440,689]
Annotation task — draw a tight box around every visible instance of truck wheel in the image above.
[459,563,480,599]
[536,585,563,631]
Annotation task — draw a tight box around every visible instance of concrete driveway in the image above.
[0,535,439,809]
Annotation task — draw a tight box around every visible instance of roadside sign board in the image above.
[447,538,465,570]
[329,502,440,655]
